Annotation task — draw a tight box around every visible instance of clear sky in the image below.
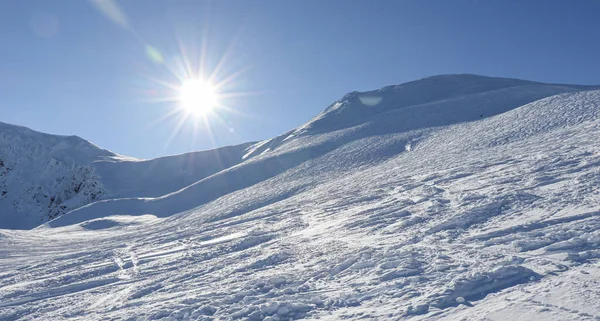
[1,0,600,159]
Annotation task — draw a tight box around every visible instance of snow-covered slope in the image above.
[44,75,598,228]
[2,74,600,320]
[92,143,254,198]
[0,122,252,229]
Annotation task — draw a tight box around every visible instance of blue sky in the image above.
[1,0,600,159]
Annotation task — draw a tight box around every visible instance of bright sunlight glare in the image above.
[179,79,219,116]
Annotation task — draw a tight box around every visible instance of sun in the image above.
[138,38,255,148]
[179,79,218,116]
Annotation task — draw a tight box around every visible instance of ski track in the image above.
[1,89,600,320]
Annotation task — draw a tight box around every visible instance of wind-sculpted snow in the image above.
[2,76,600,320]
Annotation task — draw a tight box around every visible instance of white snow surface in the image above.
[2,74,600,320]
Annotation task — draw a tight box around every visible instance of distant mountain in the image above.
[0,121,252,229]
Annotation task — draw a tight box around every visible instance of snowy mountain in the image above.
[2,74,600,320]
[0,122,252,229]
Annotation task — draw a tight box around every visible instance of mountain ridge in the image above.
[2,74,599,230]
[42,74,600,229]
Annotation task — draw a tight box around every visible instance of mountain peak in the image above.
[242,75,600,160]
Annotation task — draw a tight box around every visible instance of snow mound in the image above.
[79,215,159,230]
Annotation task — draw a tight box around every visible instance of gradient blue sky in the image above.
[1,0,599,159]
